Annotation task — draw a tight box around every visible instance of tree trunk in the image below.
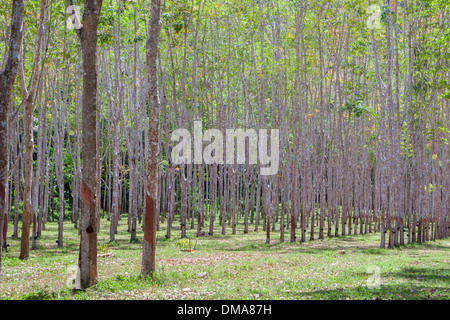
[0,0,24,272]
[71,0,103,288]
[18,0,46,258]
[142,0,162,276]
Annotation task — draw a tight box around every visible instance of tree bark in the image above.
[0,0,25,271]
[142,0,162,276]
[69,0,103,288]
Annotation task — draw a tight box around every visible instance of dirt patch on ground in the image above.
[159,252,268,267]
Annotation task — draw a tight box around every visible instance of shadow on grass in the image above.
[283,283,449,300]
[218,233,450,256]
[277,261,450,301]
[387,267,450,283]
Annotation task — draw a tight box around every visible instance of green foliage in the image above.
[175,238,194,251]
[342,97,371,117]
[329,97,379,122]
[21,289,57,300]
[98,241,109,254]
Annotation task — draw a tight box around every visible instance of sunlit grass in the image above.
[0,213,449,300]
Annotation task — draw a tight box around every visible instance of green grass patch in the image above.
[0,215,449,300]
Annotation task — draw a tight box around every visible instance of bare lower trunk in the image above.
[72,0,103,288]
[142,0,162,276]
[18,0,46,259]
[0,0,24,272]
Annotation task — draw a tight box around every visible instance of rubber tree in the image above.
[142,0,162,276]
[67,0,103,288]
[0,0,24,273]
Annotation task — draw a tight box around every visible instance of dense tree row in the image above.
[0,0,449,288]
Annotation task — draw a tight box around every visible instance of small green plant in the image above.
[21,289,55,300]
[175,237,197,252]
[98,241,109,254]
[175,238,191,251]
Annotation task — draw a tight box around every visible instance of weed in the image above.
[21,289,56,300]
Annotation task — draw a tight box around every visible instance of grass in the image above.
[0,214,449,300]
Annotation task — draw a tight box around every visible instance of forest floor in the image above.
[0,215,449,300]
